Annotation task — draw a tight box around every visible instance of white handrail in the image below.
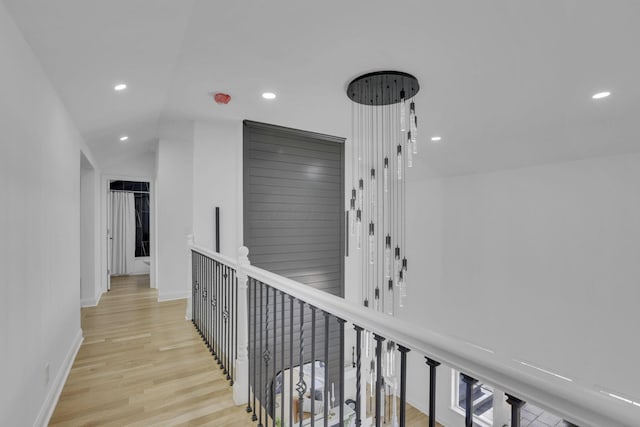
[188,243,634,427]
[191,243,237,269]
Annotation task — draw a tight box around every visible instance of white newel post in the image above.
[233,246,250,405]
[185,234,194,321]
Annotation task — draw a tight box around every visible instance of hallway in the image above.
[50,275,254,426]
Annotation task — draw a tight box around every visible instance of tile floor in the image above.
[521,403,572,427]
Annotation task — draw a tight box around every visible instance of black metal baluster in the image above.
[223,265,229,376]
[197,254,202,336]
[339,319,346,427]
[272,288,277,426]
[374,335,385,427]
[264,284,271,427]
[220,264,224,365]
[289,296,294,427]
[203,257,207,346]
[323,312,330,427]
[202,255,206,339]
[191,252,196,324]
[461,374,478,427]
[280,291,285,427]
[204,258,208,347]
[194,254,199,333]
[506,394,525,427]
[354,326,363,427]
[310,307,316,427]
[247,277,253,415]
[216,262,221,364]
[425,358,441,427]
[228,268,233,382]
[259,282,264,427]
[228,267,233,381]
[231,269,236,384]
[398,346,410,427]
[297,301,306,427]
[198,255,202,338]
[252,279,258,421]
[208,258,212,349]
[212,261,217,359]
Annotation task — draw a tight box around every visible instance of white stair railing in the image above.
[186,240,634,427]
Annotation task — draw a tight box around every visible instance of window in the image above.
[453,371,494,426]
[110,180,150,257]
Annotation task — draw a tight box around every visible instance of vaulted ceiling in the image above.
[5,0,640,176]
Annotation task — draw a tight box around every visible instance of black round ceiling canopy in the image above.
[347,71,420,106]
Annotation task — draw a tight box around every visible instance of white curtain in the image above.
[111,191,135,275]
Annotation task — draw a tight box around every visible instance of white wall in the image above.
[192,120,243,257]
[401,153,640,424]
[101,150,156,178]
[0,2,90,424]
[156,121,194,301]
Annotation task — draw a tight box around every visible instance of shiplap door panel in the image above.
[243,120,345,296]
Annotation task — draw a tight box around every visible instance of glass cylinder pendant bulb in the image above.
[410,112,415,135]
[384,346,389,377]
[356,209,362,250]
[413,115,418,140]
[383,158,389,193]
[365,330,370,358]
[349,199,356,236]
[402,258,408,294]
[407,134,413,168]
[368,223,375,265]
[384,235,392,279]
[411,129,418,155]
[370,360,376,396]
[358,179,364,209]
[400,90,406,132]
[397,145,402,180]
[351,189,356,210]
[387,280,394,316]
[370,169,376,213]
[395,247,401,286]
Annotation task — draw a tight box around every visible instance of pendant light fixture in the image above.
[346,70,420,315]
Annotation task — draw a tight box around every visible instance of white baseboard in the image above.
[34,329,83,427]
[80,291,102,307]
[158,290,189,302]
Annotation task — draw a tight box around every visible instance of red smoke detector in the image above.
[214,92,231,104]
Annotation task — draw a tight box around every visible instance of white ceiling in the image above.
[5,0,640,176]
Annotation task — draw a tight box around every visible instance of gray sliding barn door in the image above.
[243,120,345,414]
[243,120,345,296]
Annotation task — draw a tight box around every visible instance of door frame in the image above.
[101,173,156,292]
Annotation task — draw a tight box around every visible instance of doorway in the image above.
[106,179,152,291]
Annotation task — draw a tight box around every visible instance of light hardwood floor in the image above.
[51,275,436,426]
[50,275,255,426]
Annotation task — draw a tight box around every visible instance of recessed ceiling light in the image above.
[262,92,276,100]
[114,83,127,91]
[119,136,129,142]
[592,91,611,99]
[431,136,442,142]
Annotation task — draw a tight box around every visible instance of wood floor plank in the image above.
[49,275,255,427]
